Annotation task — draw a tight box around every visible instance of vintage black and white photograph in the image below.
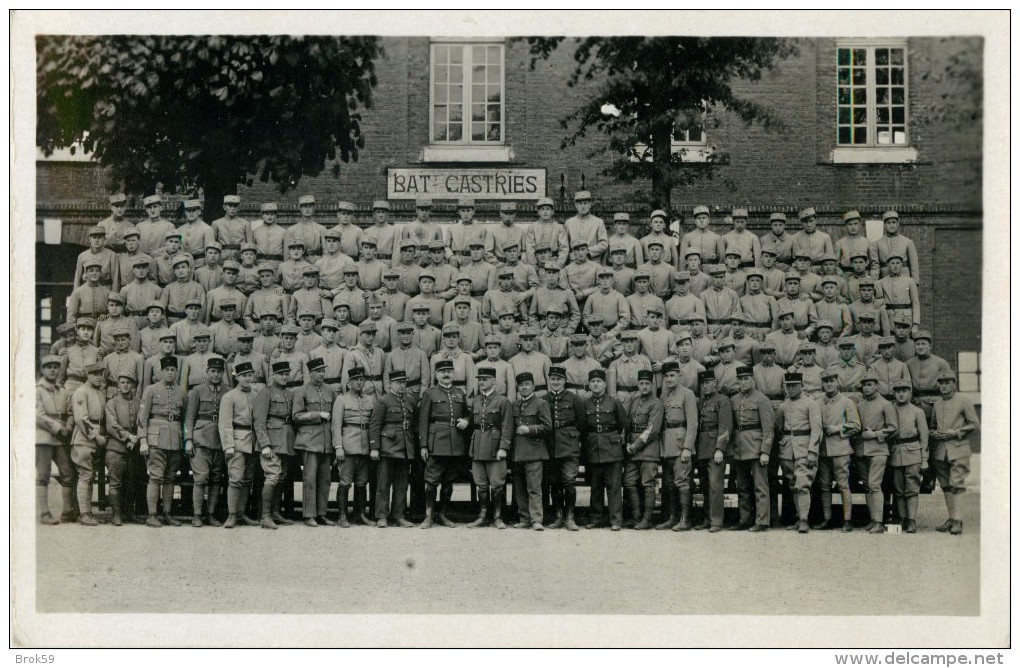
[10,10,1009,650]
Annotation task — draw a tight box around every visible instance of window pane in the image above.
[838,68,850,85]
[838,107,850,124]
[488,45,500,62]
[449,105,462,122]
[852,68,866,85]
[488,87,501,103]
[472,45,485,62]
[838,87,850,105]
[434,65,448,84]
[448,84,463,103]
[876,87,889,105]
[490,63,501,79]
[434,104,447,124]
[853,88,866,104]
[959,374,979,392]
[892,107,905,123]
[472,64,485,83]
[471,122,485,141]
[892,87,904,104]
[488,123,500,141]
[959,351,979,372]
[487,105,501,121]
[451,66,463,84]
[838,127,851,144]
[837,48,850,66]
[688,127,703,142]
[893,128,906,144]
[449,46,463,64]
[472,84,486,102]
[877,130,891,145]
[449,124,462,141]
[436,45,448,62]
[876,107,889,123]
[890,48,904,65]
[876,48,889,65]
[876,68,889,85]
[891,68,905,85]
[854,127,867,144]
[434,123,447,141]
[472,104,485,121]
[853,48,866,65]
[853,107,867,124]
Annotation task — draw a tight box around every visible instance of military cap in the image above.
[109,193,128,205]
[358,321,378,334]
[499,201,518,212]
[467,239,486,250]
[497,266,515,278]
[849,250,868,261]
[372,200,391,211]
[40,354,62,368]
[661,361,680,374]
[716,337,735,350]
[498,308,517,319]
[573,191,592,201]
[885,252,905,263]
[400,239,418,251]
[731,207,749,219]
[111,324,131,338]
[260,202,278,213]
[296,310,318,321]
[613,212,631,223]
[113,366,138,384]
[882,210,899,222]
[674,329,693,342]
[707,264,726,275]
[298,195,316,206]
[306,357,327,372]
[142,195,162,207]
[381,268,401,280]
[82,257,103,270]
[341,265,359,275]
[912,329,933,342]
[735,365,754,378]
[457,197,476,208]
[596,267,615,278]
[219,195,240,206]
[177,199,200,211]
[159,356,178,370]
[893,315,913,327]
[858,311,877,321]
[181,297,202,309]
[820,369,839,381]
[417,242,431,251]
[820,276,839,286]
[570,239,589,250]
[633,269,651,281]
[798,207,817,220]
[56,322,77,336]
[501,240,521,252]
[436,360,455,373]
[584,315,605,328]
[783,271,801,282]
[410,303,431,313]
[745,268,764,280]
[360,238,377,247]
[842,210,862,223]
[204,241,223,253]
[783,371,803,384]
[647,239,664,249]
[106,292,127,306]
[515,371,534,384]
[233,361,256,376]
[798,342,816,353]
[769,213,787,223]
[688,313,706,323]
[271,361,291,374]
[171,254,192,268]
[259,311,280,320]
[519,327,538,339]
[673,271,692,282]
[337,201,357,212]
[777,307,796,319]
[857,278,876,288]
[818,252,838,264]
[635,369,653,382]
[793,250,813,260]
[206,356,226,371]
[760,244,779,256]
[892,379,913,391]
[192,327,211,340]
[453,296,472,307]
[389,370,408,382]
[544,305,565,318]
[123,226,141,240]
[836,339,856,348]
[476,367,496,379]
[758,342,776,352]
[536,197,554,208]
[441,323,461,335]
[569,333,588,345]
[279,324,300,336]
[165,230,183,241]
[322,227,342,241]
[620,330,639,341]
[302,266,320,276]
[544,262,561,272]
[317,318,338,331]
[724,249,742,257]
[482,334,501,347]
[236,330,255,341]
[417,270,436,283]
[877,336,896,347]
[534,242,551,253]
[860,371,881,385]
[692,205,710,217]
[343,366,364,380]
[415,196,433,208]
[221,260,240,272]
[589,368,607,381]
[646,304,664,316]
[157,329,175,341]
[427,240,446,251]
[256,263,276,274]
[649,209,669,221]
[696,370,715,384]
[450,272,470,284]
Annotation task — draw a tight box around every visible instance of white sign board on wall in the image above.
[387,168,547,201]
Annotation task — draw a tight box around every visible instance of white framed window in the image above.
[957,351,980,393]
[430,41,504,146]
[629,127,713,164]
[832,40,917,164]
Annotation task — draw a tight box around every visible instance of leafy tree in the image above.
[37,35,381,219]
[519,37,797,210]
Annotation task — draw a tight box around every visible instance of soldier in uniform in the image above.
[408,303,442,360]
[136,194,176,257]
[760,212,794,271]
[237,244,262,296]
[243,264,288,330]
[120,253,161,330]
[36,355,74,524]
[680,205,724,266]
[97,192,133,253]
[474,335,516,401]
[292,357,337,527]
[161,256,207,326]
[564,190,609,264]
[369,370,418,528]
[342,320,385,396]
[656,361,698,530]
[104,368,145,520]
[68,257,111,324]
[332,365,375,527]
[666,272,706,334]
[562,334,601,400]
[377,268,412,323]
[418,359,470,528]
[487,202,526,264]
[525,198,569,267]
[510,372,552,530]
[465,367,513,529]
[253,202,287,270]
[624,370,664,530]
[930,370,980,535]
[273,324,311,391]
[855,371,899,533]
[445,198,493,267]
[185,356,227,528]
[829,339,867,401]
[730,365,774,532]
[889,379,929,533]
[217,360,260,528]
[543,366,586,530]
[607,331,651,405]
[581,369,627,530]
[74,226,120,291]
[583,267,630,336]
[509,327,551,397]
[872,211,920,281]
[152,232,184,287]
[529,263,581,334]
[775,372,823,533]
[101,325,144,399]
[814,369,861,531]
[138,356,184,527]
[69,363,107,526]
[252,361,297,530]
[691,371,731,532]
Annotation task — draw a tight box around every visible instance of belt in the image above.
[166,309,186,319]
[231,422,252,430]
[470,290,486,298]
[550,356,568,364]
[739,261,755,269]
[377,254,392,260]
[794,324,809,331]
[665,420,687,429]
[766,392,785,400]
[706,318,727,324]
[895,436,920,445]
[616,384,638,392]
[65,373,86,382]
[285,381,303,389]
[669,319,691,327]
[429,420,458,426]
[553,421,576,428]
[884,303,911,310]
[260,254,284,261]
[565,383,585,390]
[324,376,343,384]
[783,429,811,436]
[749,320,773,328]
[222,244,241,250]
[452,380,467,387]
[406,381,421,388]
[737,422,763,431]
[534,384,547,391]
[914,389,939,397]
[591,425,618,433]
[343,420,368,427]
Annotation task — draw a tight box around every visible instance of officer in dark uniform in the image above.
[624,369,664,530]
[369,370,418,528]
[292,357,337,527]
[543,365,586,530]
[466,367,514,529]
[252,361,297,530]
[511,372,552,530]
[184,355,227,527]
[417,359,470,528]
[581,368,628,530]
[730,365,775,531]
[694,371,733,532]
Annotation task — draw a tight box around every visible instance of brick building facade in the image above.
[36,35,982,384]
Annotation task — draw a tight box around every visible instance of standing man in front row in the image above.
[694,371,731,532]
[466,367,513,529]
[70,363,108,526]
[583,368,627,530]
[36,355,74,525]
[511,372,552,531]
[730,364,774,532]
[930,370,980,535]
[625,369,663,530]
[218,361,260,528]
[138,356,184,528]
[889,379,928,533]
[544,366,586,530]
[369,370,418,528]
[656,361,698,530]
[332,366,375,527]
[775,372,823,534]
[418,359,470,529]
[185,355,227,528]
[293,357,337,527]
[253,361,297,530]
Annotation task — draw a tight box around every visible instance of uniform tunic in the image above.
[364,223,397,261]
[377,288,412,322]
[835,234,876,274]
[138,381,183,453]
[760,231,795,268]
[637,260,674,299]
[446,223,493,261]
[409,324,442,359]
[369,391,419,459]
[869,356,911,398]
[315,251,356,291]
[564,259,601,295]
[511,393,552,462]
[244,286,288,329]
[816,299,854,338]
[68,283,111,322]
[613,232,647,267]
[474,359,516,402]
[253,222,287,266]
[136,218,176,257]
[469,390,514,461]
[763,329,802,368]
[211,215,254,262]
[488,224,527,264]
[332,392,375,456]
[776,294,818,336]
[872,233,920,281]
[660,385,699,458]
[509,350,552,395]
[253,384,295,456]
[529,287,581,333]
[538,329,569,364]
[74,247,120,291]
[561,356,601,399]
[790,230,834,264]
[665,293,705,331]
[877,274,921,326]
[292,382,337,454]
[545,390,586,459]
[564,214,609,262]
[818,393,861,458]
[721,229,762,267]
[406,294,446,328]
[624,292,665,330]
[429,349,476,396]
[341,344,385,395]
[101,349,144,400]
[607,353,652,405]
[680,229,724,265]
[890,403,928,468]
[384,346,432,396]
[418,385,470,457]
[856,394,898,458]
[161,280,206,322]
[524,221,569,267]
[333,287,369,324]
[702,286,741,338]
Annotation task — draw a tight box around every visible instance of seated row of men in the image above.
[37,338,977,535]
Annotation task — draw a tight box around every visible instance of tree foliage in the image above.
[37,35,381,217]
[518,37,797,209]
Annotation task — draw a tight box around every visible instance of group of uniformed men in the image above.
[35,190,979,534]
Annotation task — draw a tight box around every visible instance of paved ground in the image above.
[35,486,979,616]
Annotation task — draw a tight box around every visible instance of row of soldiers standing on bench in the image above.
[38,190,975,532]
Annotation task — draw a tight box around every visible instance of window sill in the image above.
[830,146,919,164]
[420,145,513,163]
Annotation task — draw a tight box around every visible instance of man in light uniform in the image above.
[218,360,261,528]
